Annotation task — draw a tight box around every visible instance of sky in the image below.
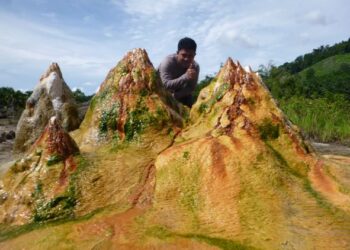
[0,0,349,94]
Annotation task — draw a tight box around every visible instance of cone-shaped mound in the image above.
[73,48,186,150]
[0,52,349,249]
[66,49,187,217]
[14,63,80,154]
[0,117,82,225]
[146,58,350,249]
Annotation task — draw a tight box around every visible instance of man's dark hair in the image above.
[178,37,197,52]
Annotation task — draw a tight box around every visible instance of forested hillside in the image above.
[258,38,350,144]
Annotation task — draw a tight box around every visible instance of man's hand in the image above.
[186,63,197,80]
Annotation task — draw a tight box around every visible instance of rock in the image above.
[10,159,30,173]
[14,63,81,154]
[73,48,186,148]
[0,192,8,205]
[0,115,80,225]
[0,132,6,143]
[6,130,15,140]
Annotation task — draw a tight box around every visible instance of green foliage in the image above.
[124,97,168,141]
[279,96,350,143]
[33,194,76,222]
[124,106,151,141]
[280,38,350,74]
[72,89,93,103]
[260,38,350,143]
[32,174,77,222]
[0,87,31,112]
[263,53,350,100]
[32,156,88,223]
[198,83,229,113]
[193,75,214,102]
[99,103,120,134]
[46,154,63,166]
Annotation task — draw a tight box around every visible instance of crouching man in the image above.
[158,37,200,107]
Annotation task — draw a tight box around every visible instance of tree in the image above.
[73,89,93,103]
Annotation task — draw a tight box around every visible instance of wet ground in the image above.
[311,142,350,157]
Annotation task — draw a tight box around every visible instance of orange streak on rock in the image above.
[312,160,334,193]
[210,139,228,178]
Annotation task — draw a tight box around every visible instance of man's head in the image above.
[176,37,197,69]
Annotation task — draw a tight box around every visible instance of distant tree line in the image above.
[257,38,350,144]
[260,62,350,100]
[279,38,350,74]
[0,87,93,112]
[72,89,94,103]
[257,38,350,100]
[0,87,32,111]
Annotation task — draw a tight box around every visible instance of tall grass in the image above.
[279,95,350,144]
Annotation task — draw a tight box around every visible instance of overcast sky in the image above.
[0,0,349,94]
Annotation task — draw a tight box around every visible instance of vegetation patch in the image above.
[99,102,120,134]
[259,39,350,143]
[198,83,230,114]
[124,98,169,141]
[183,151,190,160]
[124,106,154,141]
[258,119,280,141]
[32,180,77,223]
[146,226,256,250]
[32,156,88,223]
[46,154,63,166]
[279,96,350,143]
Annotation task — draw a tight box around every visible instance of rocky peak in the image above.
[36,116,79,158]
[39,62,63,81]
[189,56,307,151]
[14,63,80,154]
[74,48,186,146]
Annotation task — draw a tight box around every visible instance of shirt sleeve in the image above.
[158,58,189,91]
[174,64,200,99]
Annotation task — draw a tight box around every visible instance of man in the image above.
[158,37,200,107]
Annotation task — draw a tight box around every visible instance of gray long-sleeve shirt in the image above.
[157,54,200,99]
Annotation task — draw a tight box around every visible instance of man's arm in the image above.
[158,58,190,91]
[174,64,200,99]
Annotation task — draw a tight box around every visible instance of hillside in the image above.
[261,39,350,144]
[299,53,350,78]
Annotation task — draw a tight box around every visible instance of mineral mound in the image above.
[14,63,80,154]
[0,49,349,249]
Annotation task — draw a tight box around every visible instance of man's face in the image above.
[176,49,196,69]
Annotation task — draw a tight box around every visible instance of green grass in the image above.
[280,96,350,144]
